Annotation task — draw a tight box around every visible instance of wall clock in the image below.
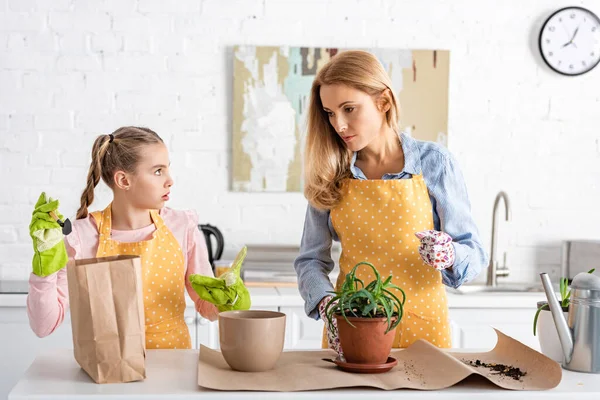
[539,6,600,75]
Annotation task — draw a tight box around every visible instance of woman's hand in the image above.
[318,296,345,360]
[414,230,455,271]
[196,299,219,321]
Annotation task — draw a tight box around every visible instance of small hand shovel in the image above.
[49,211,72,235]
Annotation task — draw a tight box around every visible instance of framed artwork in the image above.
[232,46,450,192]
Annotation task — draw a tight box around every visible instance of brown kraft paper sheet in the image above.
[198,329,561,391]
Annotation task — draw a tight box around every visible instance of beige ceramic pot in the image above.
[219,310,286,372]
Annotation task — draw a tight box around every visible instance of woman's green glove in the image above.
[29,192,68,277]
[189,246,251,312]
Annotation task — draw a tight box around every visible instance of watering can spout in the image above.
[540,273,573,363]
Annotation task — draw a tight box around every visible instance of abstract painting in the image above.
[232,46,450,192]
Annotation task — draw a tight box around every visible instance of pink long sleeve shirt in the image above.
[27,207,216,338]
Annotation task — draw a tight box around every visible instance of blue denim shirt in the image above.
[294,133,489,320]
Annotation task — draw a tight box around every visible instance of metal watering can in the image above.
[540,271,600,373]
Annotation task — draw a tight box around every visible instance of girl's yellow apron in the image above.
[323,175,452,349]
[92,205,191,349]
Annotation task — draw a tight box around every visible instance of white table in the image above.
[8,348,600,399]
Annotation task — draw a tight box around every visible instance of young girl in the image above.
[27,126,218,349]
[294,51,488,356]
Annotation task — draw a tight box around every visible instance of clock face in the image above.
[539,7,600,75]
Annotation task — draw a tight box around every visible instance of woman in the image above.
[294,51,488,355]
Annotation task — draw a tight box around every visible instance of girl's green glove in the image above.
[189,246,251,312]
[29,192,68,277]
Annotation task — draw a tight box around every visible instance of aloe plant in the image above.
[323,261,406,334]
[533,268,596,336]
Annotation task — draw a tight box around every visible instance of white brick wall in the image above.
[1,0,599,283]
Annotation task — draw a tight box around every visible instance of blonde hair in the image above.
[76,126,164,219]
[304,50,400,210]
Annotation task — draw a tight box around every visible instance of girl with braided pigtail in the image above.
[27,126,219,349]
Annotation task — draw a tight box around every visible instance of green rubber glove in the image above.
[29,192,68,277]
[189,246,251,312]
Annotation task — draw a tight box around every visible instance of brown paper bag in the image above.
[67,255,146,383]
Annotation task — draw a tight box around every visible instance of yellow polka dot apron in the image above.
[92,205,191,350]
[323,175,452,349]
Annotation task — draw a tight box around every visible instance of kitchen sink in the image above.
[446,282,551,295]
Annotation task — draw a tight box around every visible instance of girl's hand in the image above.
[414,230,455,271]
[30,192,68,277]
[318,296,345,360]
[196,299,219,321]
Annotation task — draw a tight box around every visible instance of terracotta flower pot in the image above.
[335,314,397,364]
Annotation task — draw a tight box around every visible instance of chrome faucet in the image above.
[487,191,511,287]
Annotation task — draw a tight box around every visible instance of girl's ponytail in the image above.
[76,135,111,219]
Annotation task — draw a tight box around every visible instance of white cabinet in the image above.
[184,306,197,349]
[280,306,324,350]
[280,306,459,350]
[449,308,540,351]
[278,306,539,351]
[197,315,218,348]
[0,307,73,398]
[0,304,199,398]
[449,319,461,348]
[279,306,462,350]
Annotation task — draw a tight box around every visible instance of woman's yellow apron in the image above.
[323,175,452,348]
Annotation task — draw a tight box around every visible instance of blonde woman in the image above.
[294,51,488,356]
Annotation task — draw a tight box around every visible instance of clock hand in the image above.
[571,26,580,41]
[560,23,575,47]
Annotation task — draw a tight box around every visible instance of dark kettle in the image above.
[198,223,224,273]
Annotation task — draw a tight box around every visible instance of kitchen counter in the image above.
[8,348,600,399]
[0,286,284,308]
[276,286,548,309]
[1,282,547,309]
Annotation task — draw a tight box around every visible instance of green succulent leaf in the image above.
[533,303,549,336]
[323,261,406,334]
